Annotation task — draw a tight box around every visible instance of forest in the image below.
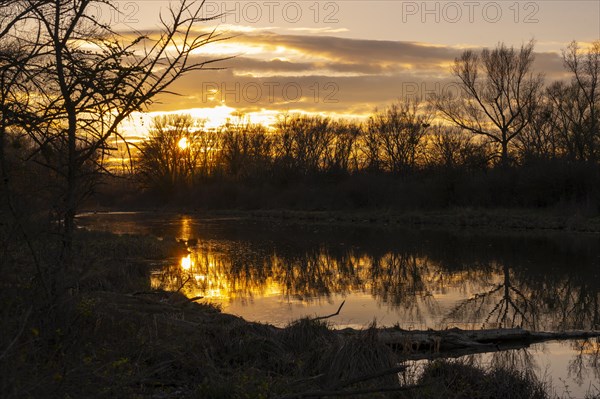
[97,41,600,211]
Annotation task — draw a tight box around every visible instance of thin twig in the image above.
[168,276,191,301]
[0,307,32,361]
[312,300,346,322]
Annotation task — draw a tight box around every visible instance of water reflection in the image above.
[77,212,600,397]
[444,262,538,329]
[405,340,600,398]
[141,215,600,332]
[568,338,600,386]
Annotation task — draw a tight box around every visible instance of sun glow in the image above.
[178,137,188,150]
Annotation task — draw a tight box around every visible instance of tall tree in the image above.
[274,114,333,176]
[548,41,600,162]
[218,116,272,179]
[365,100,429,174]
[431,41,543,166]
[513,97,559,163]
[137,114,205,193]
[1,0,226,291]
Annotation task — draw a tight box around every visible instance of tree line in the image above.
[136,107,484,187]
[130,40,600,209]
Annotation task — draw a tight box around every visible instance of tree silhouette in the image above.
[274,114,334,177]
[431,41,543,166]
[547,41,600,162]
[1,0,227,295]
[218,116,272,179]
[427,125,489,170]
[137,114,206,194]
[365,100,429,174]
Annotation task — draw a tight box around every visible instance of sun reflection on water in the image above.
[145,216,600,334]
[150,240,462,309]
[180,254,192,270]
[152,247,291,301]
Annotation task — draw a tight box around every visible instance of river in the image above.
[77,211,600,397]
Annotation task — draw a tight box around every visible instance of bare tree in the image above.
[547,82,586,161]
[194,126,219,179]
[274,114,333,176]
[431,41,543,166]
[1,0,226,289]
[0,7,56,299]
[365,100,430,174]
[0,0,49,39]
[323,120,361,174]
[360,117,383,172]
[514,97,560,163]
[548,41,600,162]
[217,115,272,179]
[0,4,47,203]
[427,125,489,170]
[137,114,205,192]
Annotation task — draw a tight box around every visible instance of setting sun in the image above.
[178,137,188,150]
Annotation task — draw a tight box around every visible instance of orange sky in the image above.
[110,0,599,134]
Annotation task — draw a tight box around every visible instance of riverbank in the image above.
[238,208,600,233]
[82,206,600,234]
[0,227,571,398]
[78,289,558,398]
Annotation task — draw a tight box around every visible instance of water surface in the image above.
[77,212,600,397]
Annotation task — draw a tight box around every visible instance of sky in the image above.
[107,0,600,134]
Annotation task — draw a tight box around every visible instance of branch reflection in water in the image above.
[146,215,600,333]
[79,212,600,398]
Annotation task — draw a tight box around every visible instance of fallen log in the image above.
[336,327,600,360]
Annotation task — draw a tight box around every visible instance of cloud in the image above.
[127,30,570,118]
[151,66,459,115]
[216,55,387,76]
[234,33,461,66]
[534,52,570,80]
[287,27,350,34]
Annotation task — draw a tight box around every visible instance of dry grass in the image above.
[411,359,551,399]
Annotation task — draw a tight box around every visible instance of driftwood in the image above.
[336,327,600,360]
